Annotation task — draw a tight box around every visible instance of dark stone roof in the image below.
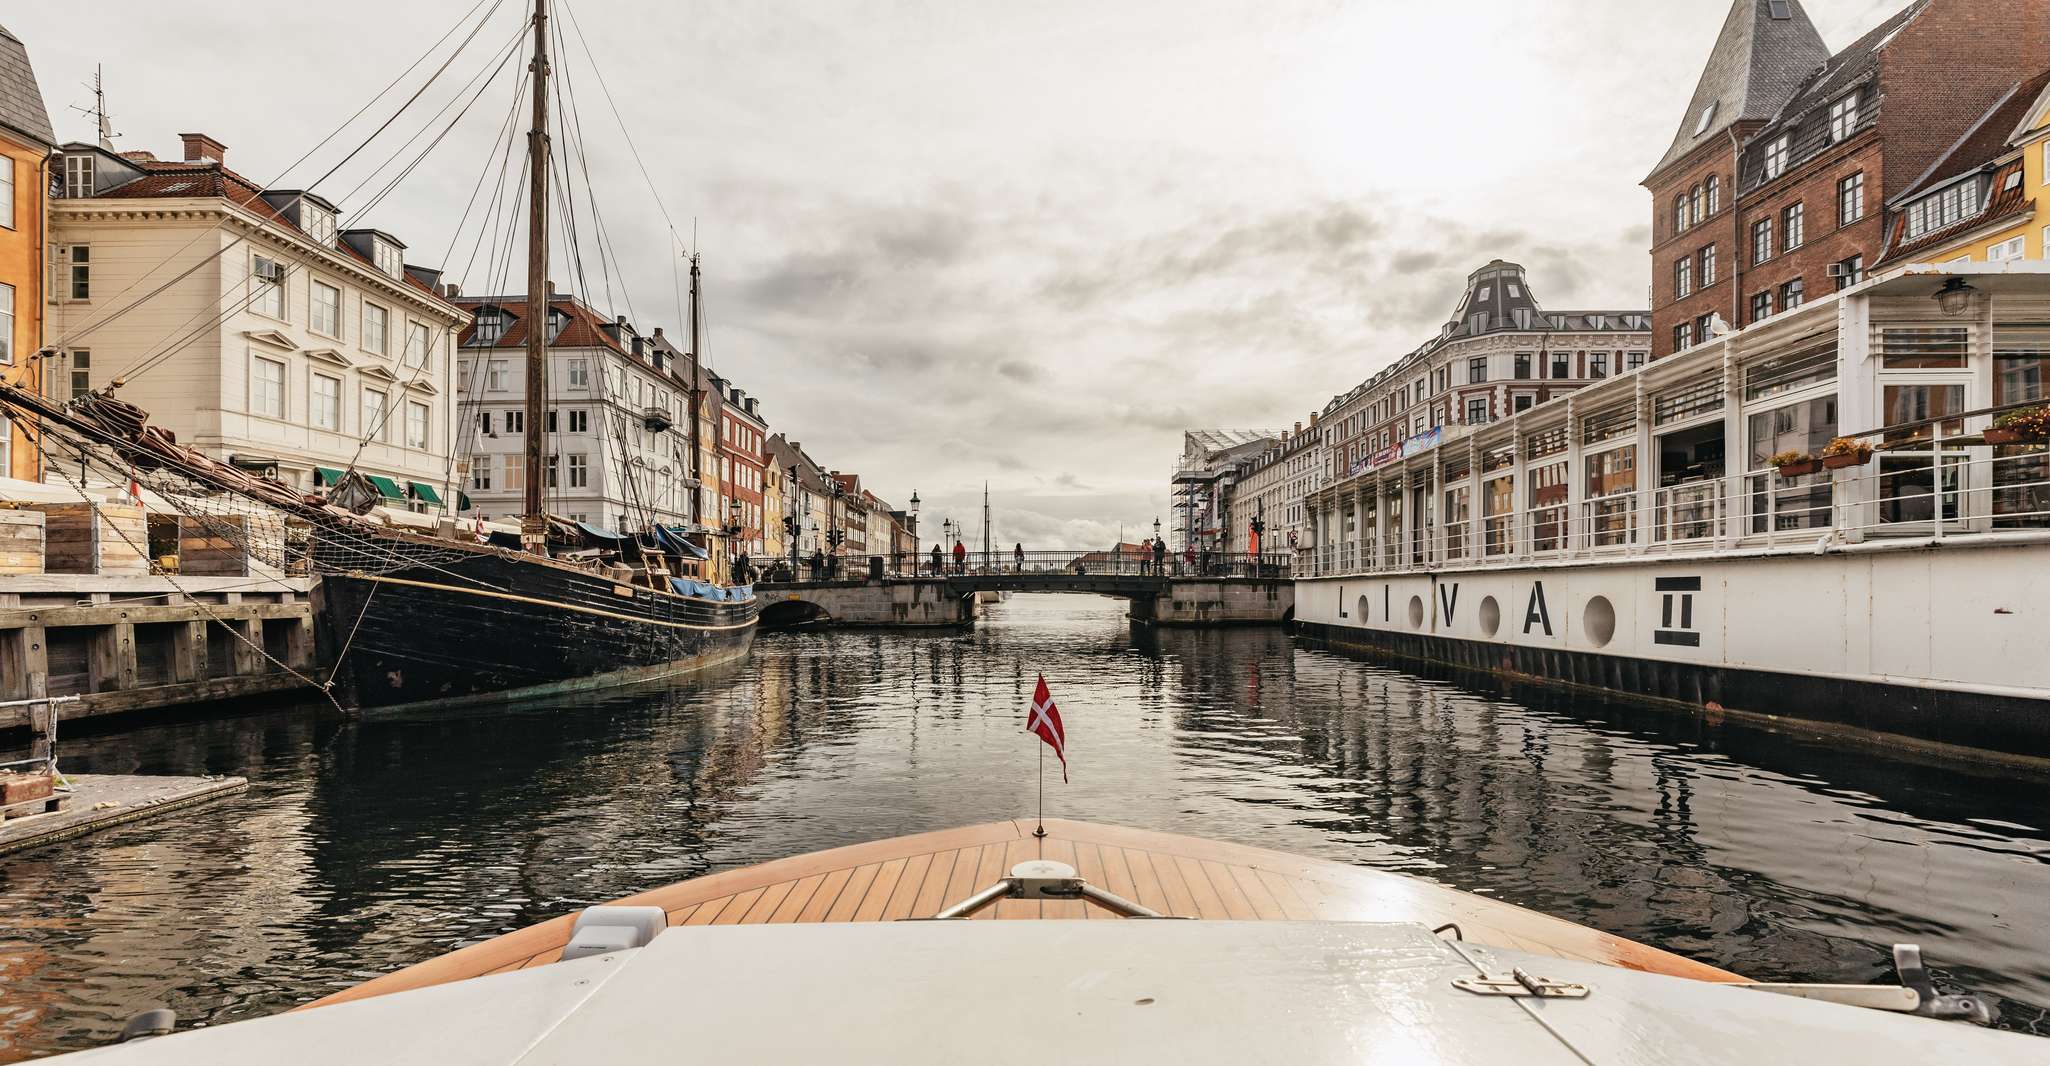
[1751,0,1928,142]
[0,23,54,148]
[1647,0,1831,181]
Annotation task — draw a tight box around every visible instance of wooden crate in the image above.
[179,515,250,577]
[0,509,44,575]
[20,502,150,575]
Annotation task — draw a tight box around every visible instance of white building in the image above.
[47,134,467,509]
[454,294,693,532]
[1170,429,1277,552]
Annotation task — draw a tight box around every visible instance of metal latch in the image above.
[1452,967,1591,999]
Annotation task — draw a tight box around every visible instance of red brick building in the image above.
[1645,0,2050,359]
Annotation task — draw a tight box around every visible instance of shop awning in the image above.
[457,491,473,511]
[410,481,443,505]
[314,467,345,487]
[368,475,404,499]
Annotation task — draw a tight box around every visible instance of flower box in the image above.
[1984,428,2024,445]
[1821,448,1871,470]
[1774,459,1821,478]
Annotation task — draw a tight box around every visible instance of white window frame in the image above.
[372,239,403,279]
[251,254,286,320]
[567,357,589,389]
[1988,236,2025,262]
[0,157,13,231]
[300,201,337,245]
[568,452,588,488]
[251,354,287,419]
[404,320,432,369]
[568,408,588,433]
[63,154,93,199]
[1763,136,1790,180]
[405,400,430,449]
[309,278,342,338]
[0,282,12,365]
[310,372,342,431]
[470,453,493,490]
[362,301,389,356]
[51,244,90,302]
[1827,93,1859,143]
[486,359,509,391]
[362,388,388,441]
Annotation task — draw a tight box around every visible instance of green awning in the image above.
[314,467,344,487]
[410,481,443,505]
[457,491,473,511]
[368,475,404,500]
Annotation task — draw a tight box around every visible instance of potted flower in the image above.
[1769,450,1821,478]
[1985,404,2048,445]
[1820,436,1873,469]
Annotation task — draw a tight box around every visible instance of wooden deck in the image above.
[309,819,1739,1009]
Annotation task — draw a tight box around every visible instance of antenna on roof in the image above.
[68,64,119,149]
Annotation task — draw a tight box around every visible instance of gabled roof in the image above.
[453,295,626,353]
[0,24,52,149]
[1647,0,1831,181]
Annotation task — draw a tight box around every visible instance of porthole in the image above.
[1584,595,1616,648]
[1479,595,1501,638]
[1407,595,1425,630]
[1357,594,1370,622]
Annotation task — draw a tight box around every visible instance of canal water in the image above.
[2,593,2047,1058]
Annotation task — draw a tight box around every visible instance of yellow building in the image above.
[1882,72,2050,267]
[0,24,53,481]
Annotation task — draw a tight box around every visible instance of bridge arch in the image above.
[759,598,833,629]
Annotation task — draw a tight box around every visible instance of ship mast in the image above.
[521,0,553,551]
[687,253,703,528]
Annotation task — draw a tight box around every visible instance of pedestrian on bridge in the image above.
[1153,537,1167,575]
[931,543,943,576]
[1014,543,1024,573]
[953,538,967,574]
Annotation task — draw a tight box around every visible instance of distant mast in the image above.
[521,0,553,550]
[687,253,703,528]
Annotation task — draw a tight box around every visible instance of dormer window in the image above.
[1762,135,1790,180]
[372,238,402,279]
[471,307,509,345]
[1827,92,1859,143]
[547,309,570,342]
[1693,101,1717,136]
[63,154,94,199]
[299,200,337,246]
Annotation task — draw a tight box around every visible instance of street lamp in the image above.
[1934,277,1975,318]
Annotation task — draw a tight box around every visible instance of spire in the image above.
[1645,0,1829,182]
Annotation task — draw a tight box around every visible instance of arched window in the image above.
[1690,184,1703,225]
[1705,175,1720,216]
[1673,194,1688,233]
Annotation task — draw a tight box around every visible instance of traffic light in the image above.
[1251,516,1265,535]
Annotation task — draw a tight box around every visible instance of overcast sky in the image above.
[11,0,1898,548]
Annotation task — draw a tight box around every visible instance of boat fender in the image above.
[116,1008,176,1043]
[561,905,668,961]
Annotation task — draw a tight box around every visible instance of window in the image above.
[1690,184,1703,225]
[406,401,429,448]
[1768,0,1791,16]
[1468,357,1487,383]
[1700,244,1716,287]
[1706,174,1720,216]
[1514,352,1531,379]
[1513,394,1534,413]
[63,154,92,198]
[362,388,387,439]
[1694,102,1718,136]
[1751,218,1772,264]
[311,373,340,430]
[486,359,508,391]
[1879,327,1968,369]
[545,409,557,433]
[52,245,90,301]
[1834,255,1864,291]
[1838,172,1864,225]
[470,454,493,490]
[503,453,524,490]
[1778,277,1803,312]
[568,409,588,433]
[1477,285,1492,300]
[404,321,432,369]
[1673,195,1688,233]
[1550,351,1568,379]
[1744,340,1836,400]
[472,308,508,345]
[1827,92,1859,143]
[476,410,492,435]
[251,255,285,318]
[1903,179,1982,240]
[373,239,403,279]
[1627,351,1647,371]
[505,409,524,433]
[545,455,560,489]
[1782,203,1803,250]
[0,283,10,364]
[64,349,90,400]
[1762,135,1790,180]
[567,358,589,389]
[0,157,12,230]
[1674,322,1693,352]
[1989,236,2025,261]
[252,355,286,418]
[568,453,588,488]
[1589,352,1608,379]
[1675,255,1693,298]
[362,302,389,355]
[309,279,340,337]
[1750,290,1772,323]
[299,201,337,245]
[1466,398,1489,424]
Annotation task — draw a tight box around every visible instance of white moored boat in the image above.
[47,820,2043,1063]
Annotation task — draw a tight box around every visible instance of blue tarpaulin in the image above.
[655,525,710,559]
[668,579,756,601]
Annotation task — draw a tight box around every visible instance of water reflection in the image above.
[1,594,2045,1059]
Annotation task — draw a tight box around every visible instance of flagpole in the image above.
[1034,742,1046,843]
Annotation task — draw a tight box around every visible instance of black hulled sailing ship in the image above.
[0,0,755,712]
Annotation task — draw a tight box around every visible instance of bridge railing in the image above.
[902,549,1292,579]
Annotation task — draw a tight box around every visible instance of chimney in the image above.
[179,133,226,164]
[442,282,461,299]
[652,327,665,340]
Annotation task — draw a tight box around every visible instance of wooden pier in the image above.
[0,773,250,856]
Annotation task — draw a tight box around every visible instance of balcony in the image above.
[642,406,673,431]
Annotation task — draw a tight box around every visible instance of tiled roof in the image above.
[453,295,626,353]
[1648,0,1831,180]
[1754,1,1928,142]
[1880,160,2035,264]
[0,23,52,148]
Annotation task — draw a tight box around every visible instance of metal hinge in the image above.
[1452,967,1591,999]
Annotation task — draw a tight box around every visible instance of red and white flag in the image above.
[126,477,144,508]
[1028,674,1068,782]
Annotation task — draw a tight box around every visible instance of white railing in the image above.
[1294,443,2049,579]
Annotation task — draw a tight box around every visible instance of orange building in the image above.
[0,24,52,481]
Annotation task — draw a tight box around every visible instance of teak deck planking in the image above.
[309,819,1741,1010]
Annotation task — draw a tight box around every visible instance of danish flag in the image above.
[1028,674,1068,782]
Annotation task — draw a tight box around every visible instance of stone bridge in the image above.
[754,573,1293,629]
